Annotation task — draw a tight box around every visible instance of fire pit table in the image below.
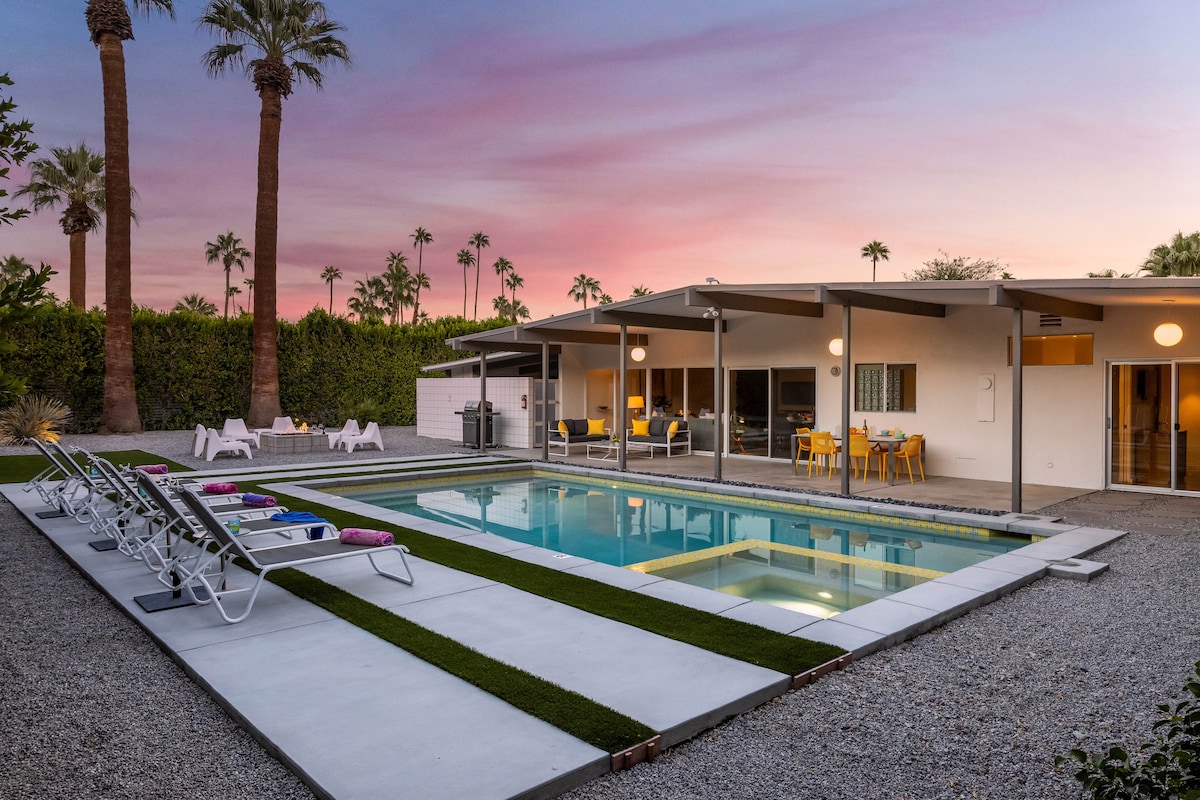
[259,432,326,455]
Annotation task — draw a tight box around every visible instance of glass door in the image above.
[1109,361,1200,491]
[729,370,769,456]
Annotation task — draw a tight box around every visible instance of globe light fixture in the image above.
[828,338,844,357]
[630,346,646,362]
[1154,322,1183,347]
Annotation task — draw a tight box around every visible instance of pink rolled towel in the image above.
[202,482,239,494]
[135,464,168,474]
[339,528,395,547]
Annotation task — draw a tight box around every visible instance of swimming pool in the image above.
[336,470,1031,618]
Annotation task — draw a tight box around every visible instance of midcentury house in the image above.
[417,278,1200,510]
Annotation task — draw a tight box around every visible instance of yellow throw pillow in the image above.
[631,419,650,437]
[558,420,568,435]
[587,418,605,435]
[667,420,679,440]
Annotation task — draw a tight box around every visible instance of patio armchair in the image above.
[894,434,925,483]
[221,418,260,448]
[328,419,361,450]
[343,421,384,453]
[173,488,414,624]
[807,431,840,479]
[255,416,296,436]
[205,428,253,462]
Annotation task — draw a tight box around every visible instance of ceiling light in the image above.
[1154,322,1183,347]
[630,346,646,362]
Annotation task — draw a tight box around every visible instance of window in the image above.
[1007,334,1093,366]
[855,363,917,412]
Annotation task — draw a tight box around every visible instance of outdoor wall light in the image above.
[630,346,646,362]
[828,337,844,357]
[702,306,720,319]
[1154,322,1183,347]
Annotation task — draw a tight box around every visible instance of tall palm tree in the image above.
[200,0,351,427]
[492,256,511,299]
[173,292,218,316]
[410,226,432,320]
[226,284,243,313]
[243,276,254,309]
[382,251,412,324]
[347,274,385,320]
[505,271,523,306]
[409,270,430,322]
[598,293,613,305]
[568,273,600,309]
[455,248,475,318]
[468,231,489,320]
[320,264,341,314]
[510,299,530,322]
[87,0,174,433]
[492,294,513,323]
[15,143,110,308]
[860,240,890,282]
[204,230,252,319]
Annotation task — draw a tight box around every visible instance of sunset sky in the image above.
[2,1,1199,320]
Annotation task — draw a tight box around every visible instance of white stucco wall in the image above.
[416,377,538,448]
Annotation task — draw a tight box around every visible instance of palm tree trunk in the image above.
[473,250,481,320]
[224,266,231,318]
[96,30,141,433]
[248,85,283,428]
[68,230,86,309]
[328,282,333,314]
[462,267,467,318]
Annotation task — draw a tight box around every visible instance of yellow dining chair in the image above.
[793,427,812,475]
[846,433,872,483]
[808,431,841,479]
[894,434,925,483]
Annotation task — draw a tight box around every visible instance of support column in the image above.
[713,311,723,482]
[840,304,851,496]
[540,340,550,461]
[618,325,628,471]
[479,352,488,451]
[1012,308,1024,512]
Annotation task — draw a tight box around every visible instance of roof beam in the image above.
[989,287,1104,321]
[590,308,724,332]
[816,287,946,317]
[519,328,649,346]
[685,288,824,317]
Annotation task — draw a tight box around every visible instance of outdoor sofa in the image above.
[548,418,609,455]
[627,418,691,457]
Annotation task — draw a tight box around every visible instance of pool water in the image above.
[338,471,1029,617]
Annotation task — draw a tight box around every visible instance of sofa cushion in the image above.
[667,420,679,440]
[648,418,667,437]
[587,418,606,435]
[631,419,651,437]
[568,419,588,437]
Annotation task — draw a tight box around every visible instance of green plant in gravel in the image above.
[1056,660,1200,799]
[0,394,72,444]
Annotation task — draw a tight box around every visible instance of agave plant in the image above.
[0,394,72,445]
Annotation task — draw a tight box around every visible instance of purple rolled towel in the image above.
[339,528,395,547]
[241,493,276,508]
[135,464,168,474]
[202,482,239,494]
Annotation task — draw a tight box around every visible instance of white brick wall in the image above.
[417,377,539,448]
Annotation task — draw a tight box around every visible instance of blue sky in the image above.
[3,1,1199,318]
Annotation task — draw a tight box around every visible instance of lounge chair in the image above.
[255,416,295,436]
[173,488,414,624]
[221,418,260,448]
[342,421,383,453]
[205,428,252,462]
[327,419,361,450]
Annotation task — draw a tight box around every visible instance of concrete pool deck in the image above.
[6,451,1126,799]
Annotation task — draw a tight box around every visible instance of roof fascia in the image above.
[684,288,824,317]
[816,287,947,317]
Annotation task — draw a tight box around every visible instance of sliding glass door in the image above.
[1109,361,1200,491]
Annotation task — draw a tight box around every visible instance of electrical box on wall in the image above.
[977,373,995,422]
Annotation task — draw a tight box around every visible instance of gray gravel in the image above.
[3,430,1198,799]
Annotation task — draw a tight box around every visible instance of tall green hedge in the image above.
[7,305,500,432]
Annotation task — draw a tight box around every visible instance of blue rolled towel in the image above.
[242,493,277,508]
[270,510,330,540]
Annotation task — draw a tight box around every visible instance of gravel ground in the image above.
[2,430,1198,799]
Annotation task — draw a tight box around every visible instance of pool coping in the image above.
[274,460,1128,659]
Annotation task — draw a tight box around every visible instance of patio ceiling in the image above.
[448,277,1200,350]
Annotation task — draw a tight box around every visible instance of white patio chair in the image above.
[343,421,384,453]
[254,416,296,436]
[193,424,208,458]
[221,418,260,448]
[205,428,252,462]
[327,419,361,449]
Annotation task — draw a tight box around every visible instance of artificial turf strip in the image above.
[268,569,656,754]
[240,481,847,676]
[0,450,190,484]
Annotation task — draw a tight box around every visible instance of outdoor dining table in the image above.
[790,433,918,487]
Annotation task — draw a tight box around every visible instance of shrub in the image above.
[0,394,72,444]
[1056,660,1200,799]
